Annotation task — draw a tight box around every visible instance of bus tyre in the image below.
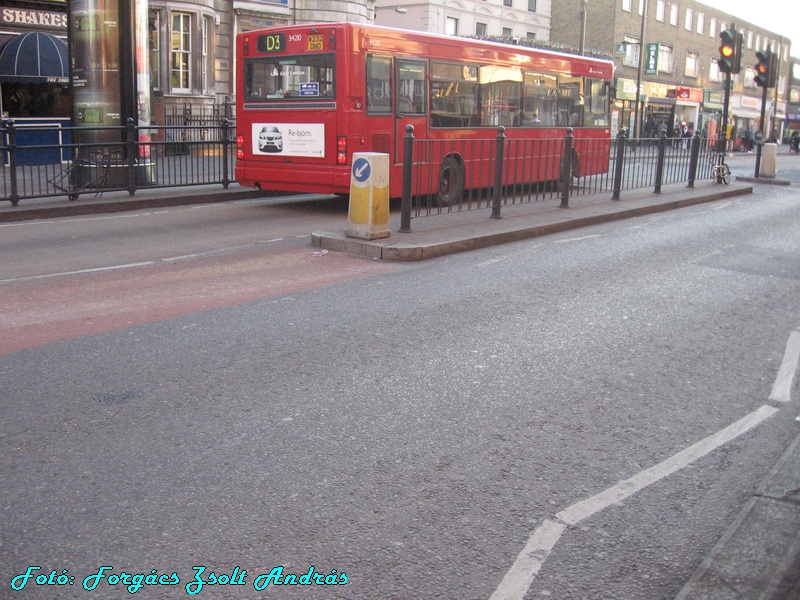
[437,156,464,207]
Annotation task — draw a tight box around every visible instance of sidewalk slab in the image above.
[312,182,754,261]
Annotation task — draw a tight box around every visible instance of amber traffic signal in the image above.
[754,50,776,88]
[718,28,742,74]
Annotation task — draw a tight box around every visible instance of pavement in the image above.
[2,174,799,599]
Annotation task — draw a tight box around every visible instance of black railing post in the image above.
[221,117,231,189]
[491,126,506,219]
[654,130,667,194]
[560,127,574,208]
[6,120,20,206]
[611,129,626,200]
[687,131,701,188]
[126,118,137,196]
[399,124,414,233]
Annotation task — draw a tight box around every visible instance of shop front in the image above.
[0,2,70,165]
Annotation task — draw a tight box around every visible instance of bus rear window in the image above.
[244,54,335,100]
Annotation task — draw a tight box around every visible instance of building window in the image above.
[446,17,459,35]
[528,0,537,11]
[656,0,665,22]
[202,17,209,92]
[638,0,644,15]
[623,35,640,68]
[685,52,699,78]
[502,27,512,37]
[709,17,716,37]
[684,8,692,31]
[503,0,513,6]
[669,3,678,26]
[150,11,160,90]
[658,44,673,73]
[696,13,704,35]
[746,30,753,49]
[622,0,632,13]
[171,12,191,92]
[710,58,722,82]
[476,22,487,36]
[527,32,536,41]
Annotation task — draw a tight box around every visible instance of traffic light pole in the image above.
[719,70,732,153]
[755,83,768,178]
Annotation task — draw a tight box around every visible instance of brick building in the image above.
[550,0,793,143]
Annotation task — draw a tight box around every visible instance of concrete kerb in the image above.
[312,183,754,261]
[0,187,267,223]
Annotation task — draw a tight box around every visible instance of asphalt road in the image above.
[1,167,799,599]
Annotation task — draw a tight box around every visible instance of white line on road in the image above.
[0,262,155,285]
[769,330,800,403]
[553,234,605,244]
[490,404,779,600]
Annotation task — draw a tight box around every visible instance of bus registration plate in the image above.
[308,35,323,50]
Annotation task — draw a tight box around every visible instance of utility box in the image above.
[347,152,390,240]
[760,143,777,178]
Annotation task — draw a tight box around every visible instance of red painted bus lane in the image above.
[0,247,397,355]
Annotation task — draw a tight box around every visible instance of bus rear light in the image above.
[243,36,250,56]
[337,136,347,164]
[236,134,244,159]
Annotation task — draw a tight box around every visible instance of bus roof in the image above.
[240,22,615,80]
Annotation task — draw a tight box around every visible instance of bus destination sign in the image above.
[257,33,286,53]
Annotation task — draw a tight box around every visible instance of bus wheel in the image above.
[437,156,464,206]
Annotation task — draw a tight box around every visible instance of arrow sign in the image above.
[352,158,371,183]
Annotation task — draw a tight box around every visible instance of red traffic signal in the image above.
[754,50,776,88]
[718,28,742,74]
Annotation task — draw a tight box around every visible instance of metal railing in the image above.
[1,118,235,205]
[400,127,718,231]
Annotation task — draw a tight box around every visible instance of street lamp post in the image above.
[632,0,648,141]
[579,0,587,56]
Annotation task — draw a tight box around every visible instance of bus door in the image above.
[395,59,428,166]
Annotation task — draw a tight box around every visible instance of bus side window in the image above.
[396,59,427,115]
[366,55,392,114]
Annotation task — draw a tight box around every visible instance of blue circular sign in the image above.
[352,158,371,183]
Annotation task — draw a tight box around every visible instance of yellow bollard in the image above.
[347,153,390,240]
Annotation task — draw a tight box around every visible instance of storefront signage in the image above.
[1,9,67,29]
[645,43,659,75]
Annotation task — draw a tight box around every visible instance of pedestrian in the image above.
[792,130,800,154]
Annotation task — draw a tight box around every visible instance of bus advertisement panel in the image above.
[235,23,613,204]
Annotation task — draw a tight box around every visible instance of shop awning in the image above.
[0,32,68,84]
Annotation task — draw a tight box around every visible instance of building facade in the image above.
[550,0,793,144]
[372,0,551,42]
[149,0,371,120]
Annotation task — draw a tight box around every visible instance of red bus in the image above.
[235,23,614,204]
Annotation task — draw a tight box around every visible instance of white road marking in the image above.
[769,330,800,403]
[490,404,779,600]
[554,234,605,244]
[490,519,566,600]
[0,262,155,285]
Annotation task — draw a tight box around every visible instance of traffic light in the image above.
[754,50,776,88]
[718,28,742,74]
